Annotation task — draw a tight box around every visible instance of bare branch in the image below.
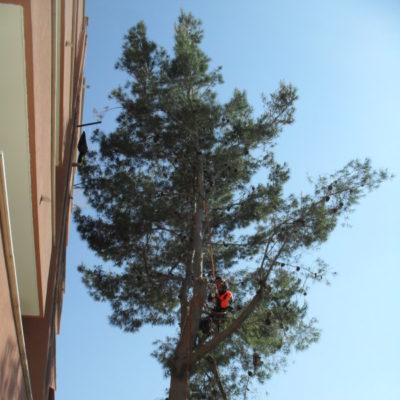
[191,288,264,364]
[191,241,287,364]
[206,355,228,400]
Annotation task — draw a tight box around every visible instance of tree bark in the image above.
[168,280,207,399]
[169,372,188,400]
[168,149,207,399]
[192,149,205,278]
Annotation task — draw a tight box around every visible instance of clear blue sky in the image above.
[57,1,400,399]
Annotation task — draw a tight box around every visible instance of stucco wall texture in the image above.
[0,1,87,399]
[31,0,53,316]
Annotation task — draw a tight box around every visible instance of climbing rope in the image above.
[204,196,216,280]
[185,306,191,400]
[184,194,216,399]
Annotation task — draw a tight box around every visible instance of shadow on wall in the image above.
[0,337,26,400]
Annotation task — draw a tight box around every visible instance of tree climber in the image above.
[199,277,233,337]
[214,277,233,312]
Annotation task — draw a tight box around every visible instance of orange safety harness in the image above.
[216,290,233,310]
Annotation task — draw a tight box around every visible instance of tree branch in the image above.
[191,241,286,364]
[191,288,264,364]
[206,355,228,400]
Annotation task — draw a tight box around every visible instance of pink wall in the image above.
[0,0,87,398]
[61,0,73,161]
[30,0,53,319]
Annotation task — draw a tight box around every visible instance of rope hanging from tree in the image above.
[184,193,216,400]
[204,196,216,280]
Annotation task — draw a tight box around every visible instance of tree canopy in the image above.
[75,12,388,399]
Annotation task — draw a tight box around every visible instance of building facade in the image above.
[0,1,87,399]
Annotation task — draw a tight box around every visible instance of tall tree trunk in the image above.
[192,149,205,278]
[169,149,207,399]
[169,370,189,400]
[168,281,207,399]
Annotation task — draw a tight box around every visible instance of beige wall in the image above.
[0,2,40,317]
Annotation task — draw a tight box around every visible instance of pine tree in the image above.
[75,12,388,399]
